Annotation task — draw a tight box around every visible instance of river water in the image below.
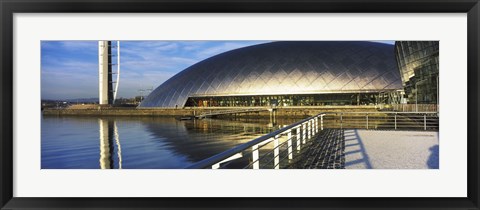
[41,115,300,169]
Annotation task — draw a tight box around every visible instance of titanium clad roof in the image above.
[139,41,402,108]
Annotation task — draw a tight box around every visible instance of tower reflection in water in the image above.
[99,119,122,169]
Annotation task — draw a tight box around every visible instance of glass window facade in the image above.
[395,41,439,104]
[184,92,401,107]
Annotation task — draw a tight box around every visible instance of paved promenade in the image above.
[290,129,439,169]
[344,129,439,169]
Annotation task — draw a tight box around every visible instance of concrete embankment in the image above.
[42,106,379,117]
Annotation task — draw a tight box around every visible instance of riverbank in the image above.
[42,105,380,118]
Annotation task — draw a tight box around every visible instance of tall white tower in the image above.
[99,41,120,105]
[98,41,112,105]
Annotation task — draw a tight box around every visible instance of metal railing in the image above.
[186,113,325,169]
[186,111,438,169]
[324,112,438,131]
[387,104,439,112]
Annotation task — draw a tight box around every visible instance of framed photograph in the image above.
[1,0,479,209]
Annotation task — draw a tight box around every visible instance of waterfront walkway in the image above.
[290,129,439,169]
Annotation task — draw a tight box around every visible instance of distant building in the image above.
[139,41,403,108]
[394,41,439,104]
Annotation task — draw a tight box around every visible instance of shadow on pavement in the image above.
[427,145,439,169]
[344,129,372,169]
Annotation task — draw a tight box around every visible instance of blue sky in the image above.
[41,40,395,100]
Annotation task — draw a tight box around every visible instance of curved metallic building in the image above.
[139,41,402,108]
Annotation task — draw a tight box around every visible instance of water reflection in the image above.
[98,119,122,169]
[114,121,123,169]
[143,118,278,162]
[41,116,301,169]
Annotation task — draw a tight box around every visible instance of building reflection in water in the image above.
[99,117,278,168]
[142,117,294,164]
[99,119,122,169]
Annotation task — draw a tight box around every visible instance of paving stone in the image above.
[289,129,345,169]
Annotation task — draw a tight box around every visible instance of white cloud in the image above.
[181,41,207,51]
[120,44,197,74]
[116,71,174,97]
[42,59,97,74]
[195,42,262,58]
[154,43,178,51]
[41,71,97,99]
[60,41,97,50]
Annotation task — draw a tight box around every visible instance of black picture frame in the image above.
[1,0,479,209]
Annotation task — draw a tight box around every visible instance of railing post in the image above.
[307,120,312,140]
[394,113,397,130]
[274,135,280,169]
[252,144,259,169]
[313,118,316,134]
[366,113,369,129]
[296,127,301,151]
[321,115,324,130]
[311,119,315,136]
[424,114,427,130]
[315,117,319,133]
[288,130,293,160]
[302,123,307,144]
